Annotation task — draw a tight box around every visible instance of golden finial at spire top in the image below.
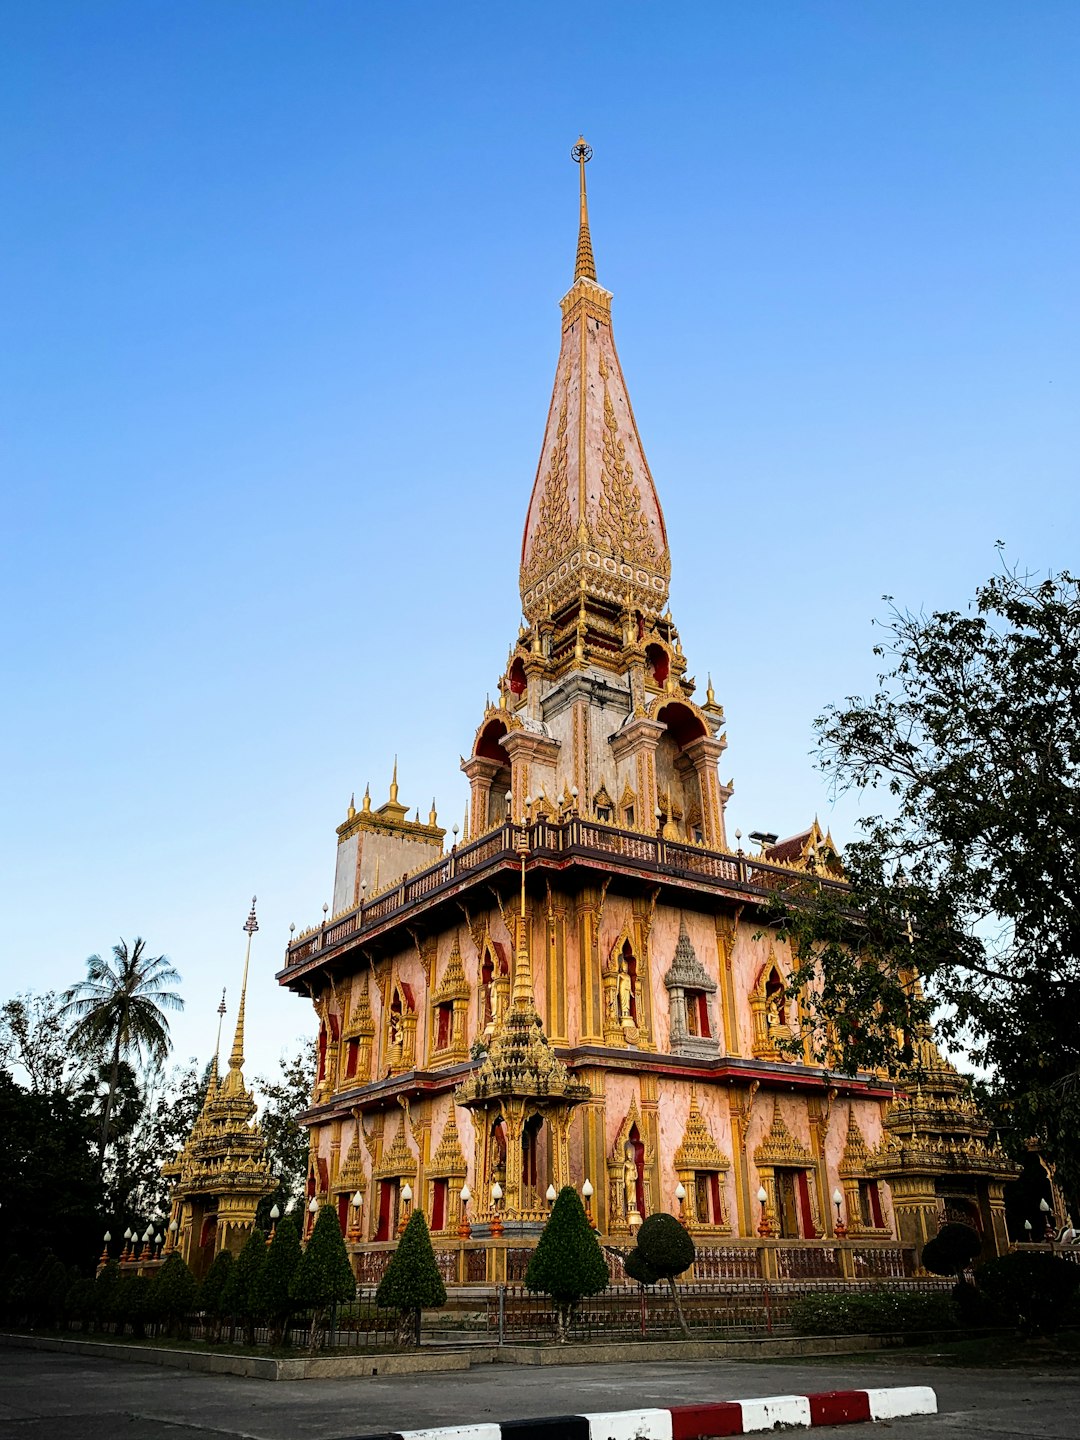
[571,135,597,283]
[362,783,371,812]
[243,896,259,936]
[389,756,399,804]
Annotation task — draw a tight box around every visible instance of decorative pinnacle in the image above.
[244,896,259,935]
[389,756,399,804]
[572,135,597,283]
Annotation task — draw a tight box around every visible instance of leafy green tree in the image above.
[61,938,184,1163]
[154,1252,197,1337]
[766,561,1080,1207]
[524,1186,608,1342]
[290,1203,355,1352]
[254,1215,302,1346]
[0,1068,104,1269]
[634,1212,695,1337]
[375,1210,446,1346]
[222,1228,266,1345]
[1,992,85,1096]
[255,1043,317,1217]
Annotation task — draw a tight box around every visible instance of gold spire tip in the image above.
[571,135,597,283]
[244,896,259,935]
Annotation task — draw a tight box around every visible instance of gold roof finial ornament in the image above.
[389,756,399,805]
[572,135,597,282]
[362,783,371,813]
[207,987,227,1093]
[224,897,258,1088]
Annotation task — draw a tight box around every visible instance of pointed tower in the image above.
[465,141,731,849]
[521,136,670,633]
[162,899,276,1279]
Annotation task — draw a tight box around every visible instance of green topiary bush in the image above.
[635,1213,696,1337]
[622,1247,660,1286]
[921,1223,982,1283]
[222,1228,267,1345]
[254,1215,302,1346]
[525,1186,609,1342]
[114,1272,154,1337]
[93,1259,121,1331]
[197,1247,234,1340]
[790,1287,960,1336]
[290,1204,355,1353]
[977,1251,1080,1336]
[376,1210,447,1346]
[153,1252,198,1337]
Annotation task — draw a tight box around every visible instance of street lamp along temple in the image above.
[264,142,1019,1286]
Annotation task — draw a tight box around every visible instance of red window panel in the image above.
[344,1040,359,1078]
[796,1169,817,1238]
[431,1179,448,1232]
[436,1003,453,1050]
[375,1181,395,1242]
[709,1172,723,1225]
[697,993,711,1038]
[337,1193,350,1234]
[868,1180,885,1229]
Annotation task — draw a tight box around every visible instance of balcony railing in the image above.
[283,816,845,972]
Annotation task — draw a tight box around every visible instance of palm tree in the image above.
[62,938,184,1163]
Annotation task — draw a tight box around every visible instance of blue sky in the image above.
[2,1,1077,1078]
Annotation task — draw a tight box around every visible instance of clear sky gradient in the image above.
[2,2,1077,1079]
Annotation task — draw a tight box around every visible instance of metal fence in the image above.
[36,1288,399,1351]
[486,1278,952,1344]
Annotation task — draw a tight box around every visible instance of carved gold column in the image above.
[683,734,729,850]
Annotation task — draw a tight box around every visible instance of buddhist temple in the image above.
[163,899,276,1278]
[277,141,1015,1284]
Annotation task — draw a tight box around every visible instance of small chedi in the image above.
[161,900,275,1279]
[276,142,1016,1284]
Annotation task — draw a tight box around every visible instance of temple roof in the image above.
[520,140,669,623]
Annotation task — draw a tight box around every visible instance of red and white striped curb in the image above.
[355,1385,938,1438]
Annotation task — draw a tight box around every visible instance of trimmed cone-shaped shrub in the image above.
[154,1252,198,1336]
[921,1223,982,1284]
[636,1212,695,1337]
[93,1259,121,1330]
[222,1227,267,1344]
[254,1215,302,1346]
[525,1186,608,1342]
[290,1204,355,1352]
[198,1248,234,1317]
[197,1247,234,1343]
[376,1209,447,1346]
[977,1250,1080,1336]
[115,1272,154,1336]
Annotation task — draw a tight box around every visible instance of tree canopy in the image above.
[767,560,1080,1202]
[62,938,183,1161]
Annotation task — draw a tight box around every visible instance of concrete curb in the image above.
[348,1389,938,1439]
[0,1329,942,1381]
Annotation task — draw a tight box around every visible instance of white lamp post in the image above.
[459,1183,472,1238]
[581,1177,594,1226]
[491,1181,504,1237]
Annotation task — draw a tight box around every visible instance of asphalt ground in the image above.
[1,1347,1078,1440]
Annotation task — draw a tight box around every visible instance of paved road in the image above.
[0,1347,1077,1439]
